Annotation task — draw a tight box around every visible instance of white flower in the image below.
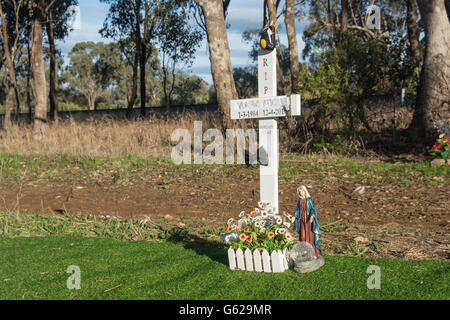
[239,211,246,217]
[278,228,286,234]
[259,227,265,233]
[290,216,296,223]
[255,221,261,228]
[283,222,291,228]
[285,234,292,240]
[228,218,234,224]
[276,218,283,225]
[261,211,268,218]
[254,208,260,213]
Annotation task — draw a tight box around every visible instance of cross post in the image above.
[230,49,301,214]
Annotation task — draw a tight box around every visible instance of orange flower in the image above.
[242,215,248,219]
[266,232,275,239]
[234,226,240,232]
[250,210,258,215]
[246,235,253,243]
[243,226,249,233]
[239,233,247,241]
[226,225,233,232]
[282,211,289,216]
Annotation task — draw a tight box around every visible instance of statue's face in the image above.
[298,187,307,200]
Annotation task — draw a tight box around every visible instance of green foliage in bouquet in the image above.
[223,204,296,252]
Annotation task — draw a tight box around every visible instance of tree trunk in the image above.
[285,0,300,93]
[27,40,33,122]
[406,0,423,65]
[46,9,59,122]
[410,0,450,140]
[32,2,48,137]
[3,86,15,132]
[195,0,238,127]
[126,51,139,120]
[0,1,19,131]
[134,0,146,119]
[140,41,147,117]
[266,0,277,24]
[267,0,285,95]
[341,0,349,32]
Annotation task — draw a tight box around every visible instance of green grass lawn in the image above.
[1,236,448,300]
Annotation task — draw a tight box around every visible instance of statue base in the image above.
[293,255,325,273]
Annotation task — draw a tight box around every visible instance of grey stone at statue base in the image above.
[293,255,325,273]
[289,241,325,273]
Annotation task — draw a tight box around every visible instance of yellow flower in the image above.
[439,134,445,139]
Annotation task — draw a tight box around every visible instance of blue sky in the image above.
[57,0,307,84]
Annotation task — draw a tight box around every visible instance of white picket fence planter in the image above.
[227,248,289,273]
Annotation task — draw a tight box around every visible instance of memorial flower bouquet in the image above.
[429,134,450,160]
[221,202,296,252]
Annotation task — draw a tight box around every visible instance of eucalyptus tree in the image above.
[45,0,78,121]
[193,0,237,127]
[65,42,107,110]
[100,0,191,117]
[285,0,301,92]
[156,4,202,109]
[171,72,210,106]
[0,0,27,131]
[295,0,414,134]
[409,0,450,140]
[29,0,66,136]
[100,0,141,116]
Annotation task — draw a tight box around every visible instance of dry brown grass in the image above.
[0,114,225,158]
[0,105,414,158]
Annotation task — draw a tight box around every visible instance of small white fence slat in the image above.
[244,249,254,271]
[254,249,263,272]
[236,248,246,270]
[228,248,288,273]
[228,248,236,270]
[262,250,272,272]
[271,250,283,273]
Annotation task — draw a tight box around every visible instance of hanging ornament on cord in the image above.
[260,21,276,52]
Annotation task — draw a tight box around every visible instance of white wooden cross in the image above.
[230,49,301,214]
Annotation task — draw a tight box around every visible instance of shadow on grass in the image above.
[164,230,229,267]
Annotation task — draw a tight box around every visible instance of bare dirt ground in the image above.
[0,163,448,261]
